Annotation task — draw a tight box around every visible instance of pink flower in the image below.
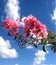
[36,25,48,39]
[23,15,48,39]
[9,21,20,31]
[2,18,20,38]
[2,18,13,30]
[9,21,20,38]
[39,24,48,39]
[23,15,41,35]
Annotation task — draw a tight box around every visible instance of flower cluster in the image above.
[23,15,48,39]
[2,15,48,40]
[2,15,56,53]
[2,18,20,38]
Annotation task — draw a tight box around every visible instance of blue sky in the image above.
[0,0,56,65]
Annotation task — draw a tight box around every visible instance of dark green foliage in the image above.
[42,45,47,52]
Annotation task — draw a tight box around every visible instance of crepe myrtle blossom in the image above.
[2,15,56,53]
[2,18,13,30]
[2,18,20,38]
[23,15,48,39]
[33,24,48,39]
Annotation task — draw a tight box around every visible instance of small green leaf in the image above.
[32,39,36,43]
[42,45,47,52]
[48,30,53,35]
[33,44,38,48]
[51,44,56,53]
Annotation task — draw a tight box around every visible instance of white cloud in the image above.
[21,17,26,22]
[5,0,20,21]
[51,7,56,32]
[15,64,19,65]
[0,37,18,58]
[52,8,56,20]
[51,8,56,25]
[33,50,47,65]
[19,17,26,27]
[26,45,34,49]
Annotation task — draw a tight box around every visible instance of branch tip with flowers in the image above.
[2,15,56,53]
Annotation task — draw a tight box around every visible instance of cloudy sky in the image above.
[0,0,56,65]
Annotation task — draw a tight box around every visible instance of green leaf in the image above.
[33,44,38,48]
[32,39,36,42]
[51,44,56,53]
[42,45,47,52]
[48,30,53,36]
